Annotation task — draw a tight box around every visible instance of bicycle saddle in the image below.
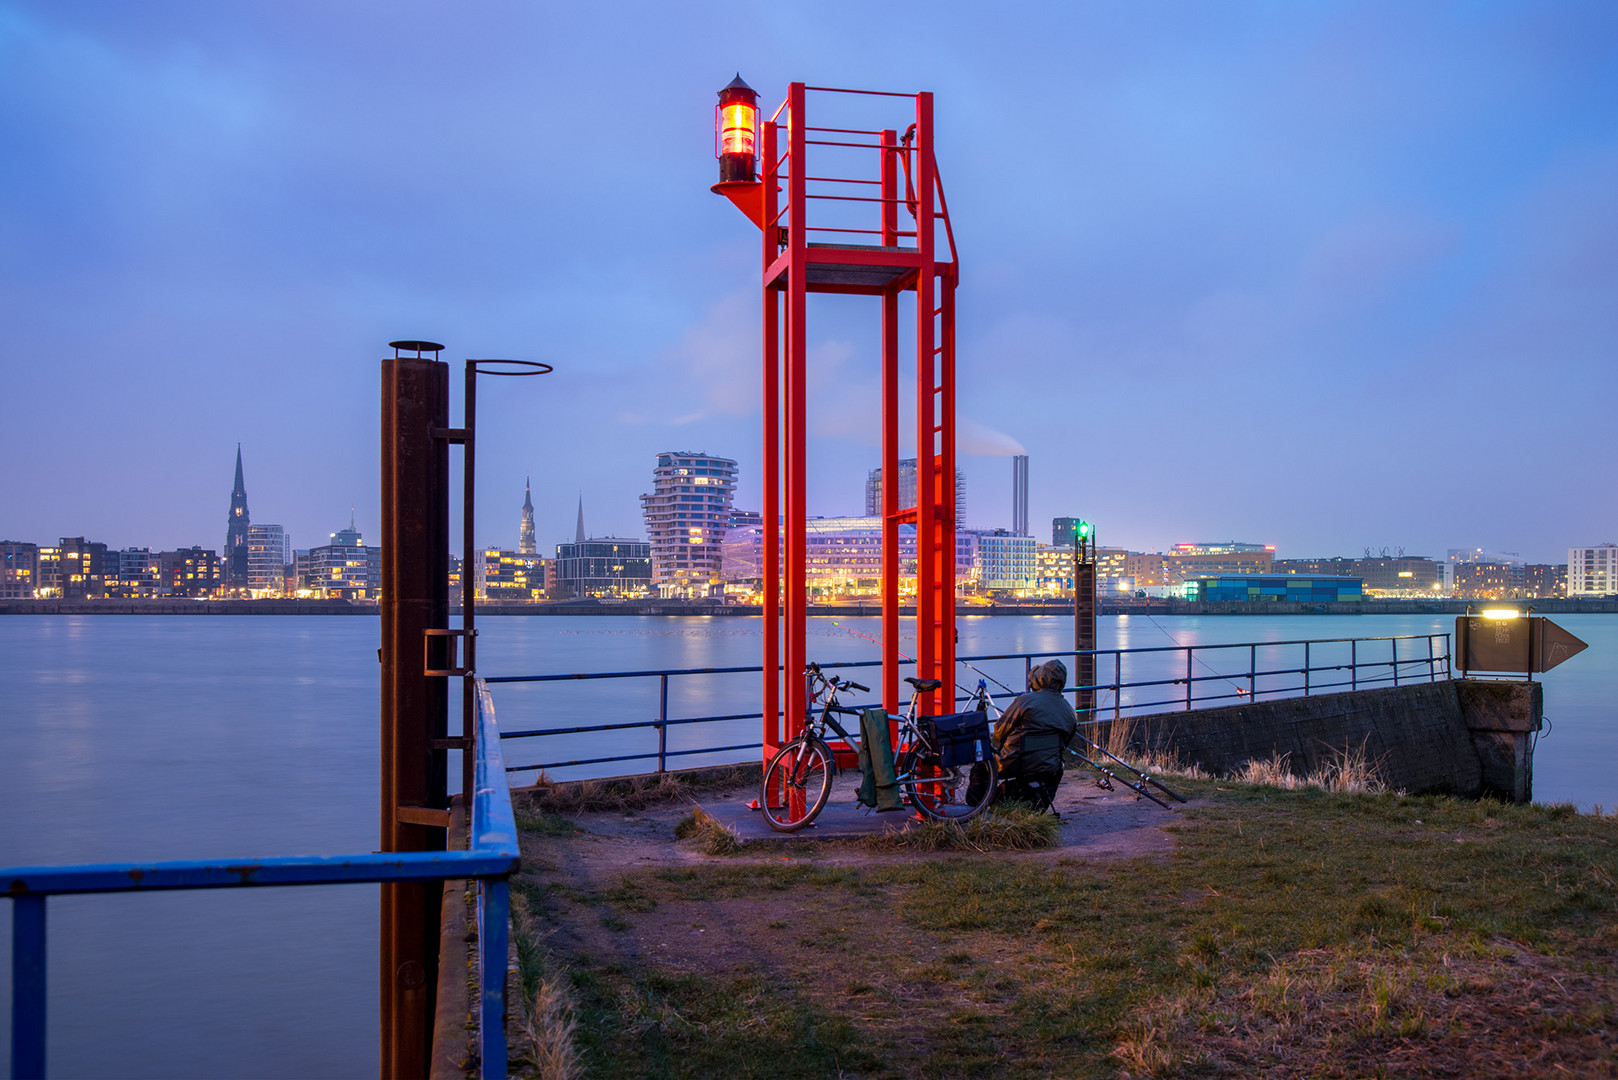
[904,677,943,692]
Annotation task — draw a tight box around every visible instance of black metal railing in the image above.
[489,633,1451,779]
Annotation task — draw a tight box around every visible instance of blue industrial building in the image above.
[1185,573,1362,602]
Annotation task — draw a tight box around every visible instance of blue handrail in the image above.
[4,676,520,1080]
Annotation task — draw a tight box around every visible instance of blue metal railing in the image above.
[492,634,1452,777]
[3,676,520,1080]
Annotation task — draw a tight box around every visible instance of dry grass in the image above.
[509,892,582,1080]
[1233,740,1390,794]
[862,806,1061,853]
[672,806,743,856]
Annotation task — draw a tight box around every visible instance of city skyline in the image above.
[2,3,1615,564]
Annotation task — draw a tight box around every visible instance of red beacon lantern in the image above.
[711,74,766,229]
[715,74,759,182]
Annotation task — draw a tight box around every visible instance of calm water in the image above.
[2,613,1613,1076]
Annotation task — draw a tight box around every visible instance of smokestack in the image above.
[1011,454,1029,536]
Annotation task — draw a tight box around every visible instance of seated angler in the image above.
[991,659,1078,811]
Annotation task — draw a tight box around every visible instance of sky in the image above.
[2,1,1614,565]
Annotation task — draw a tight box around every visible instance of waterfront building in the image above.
[158,547,222,597]
[247,525,290,597]
[306,520,380,599]
[1034,545,1130,597]
[553,539,652,598]
[640,451,737,600]
[971,529,1037,593]
[720,516,975,599]
[224,445,251,591]
[1524,564,1568,599]
[1452,561,1527,600]
[1568,544,1617,597]
[519,478,536,555]
[1185,574,1362,603]
[1130,543,1274,588]
[1274,556,1441,597]
[474,547,545,601]
[46,537,109,599]
[1,541,39,599]
[864,459,965,523]
[106,548,161,599]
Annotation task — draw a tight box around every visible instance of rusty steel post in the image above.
[380,342,450,1080]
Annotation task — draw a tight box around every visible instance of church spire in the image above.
[225,443,251,590]
[518,475,537,554]
[575,494,586,544]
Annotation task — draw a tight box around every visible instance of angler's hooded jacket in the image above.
[992,659,1078,777]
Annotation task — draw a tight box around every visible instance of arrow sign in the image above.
[1531,618,1588,673]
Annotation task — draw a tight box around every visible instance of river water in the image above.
[1,613,1612,1076]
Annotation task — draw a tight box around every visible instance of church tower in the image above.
[518,476,536,554]
[225,444,251,589]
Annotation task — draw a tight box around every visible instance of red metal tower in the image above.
[713,80,961,755]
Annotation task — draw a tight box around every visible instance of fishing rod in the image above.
[829,621,1186,805]
[958,655,1186,804]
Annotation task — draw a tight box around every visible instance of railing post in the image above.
[1444,633,1452,680]
[657,674,669,773]
[1427,635,1436,682]
[1351,639,1358,690]
[477,878,509,1080]
[1185,647,1193,711]
[12,893,46,1080]
[1303,642,1311,696]
[1113,651,1121,723]
[1392,638,1400,686]
[1248,643,1256,701]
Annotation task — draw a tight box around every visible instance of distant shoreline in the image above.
[3,598,1614,617]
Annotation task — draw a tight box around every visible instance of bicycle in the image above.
[759,663,999,831]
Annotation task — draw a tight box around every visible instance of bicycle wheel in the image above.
[899,746,997,822]
[760,737,834,832]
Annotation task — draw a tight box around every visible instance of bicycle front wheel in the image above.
[899,748,997,823]
[760,737,834,832]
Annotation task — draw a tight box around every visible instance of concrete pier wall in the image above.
[1120,678,1542,801]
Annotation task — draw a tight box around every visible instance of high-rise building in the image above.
[225,445,251,590]
[864,459,966,522]
[519,477,536,554]
[972,529,1037,592]
[246,524,290,596]
[1568,544,1617,597]
[640,451,737,599]
[1011,455,1029,536]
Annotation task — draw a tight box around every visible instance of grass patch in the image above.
[673,806,743,856]
[509,890,582,1080]
[532,785,1618,1079]
[864,806,1062,853]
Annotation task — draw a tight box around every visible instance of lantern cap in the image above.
[718,73,757,100]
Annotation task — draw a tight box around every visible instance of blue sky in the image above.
[2,1,1614,563]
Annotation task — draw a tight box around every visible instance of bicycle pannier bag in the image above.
[923,710,991,768]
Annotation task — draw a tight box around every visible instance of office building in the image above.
[553,539,651,598]
[158,547,222,597]
[640,451,737,599]
[106,548,161,598]
[1568,544,1617,597]
[475,547,545,601]
[247,524,290,596]
[864,459,966,522]
[1273,556,1441,597]
[1,541,39,599]
[972,529,1037,592]
[224,444,251,591]
[307,519,380,599]
[1452,561,1527,600]
[1524,564,1567,599]
[720,516,975,599]
[1034,545,1130,597]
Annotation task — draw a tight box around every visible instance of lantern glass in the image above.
[719,101,757,159]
